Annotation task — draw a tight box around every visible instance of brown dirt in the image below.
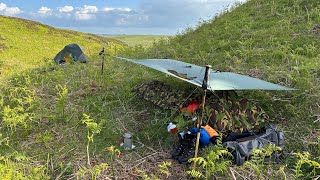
[71,149,190,180]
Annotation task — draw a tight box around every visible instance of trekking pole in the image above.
[99,45,106,75]
[193,65,211,170]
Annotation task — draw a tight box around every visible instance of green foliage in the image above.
[0,0,320,179]
[0,133,9,146]
[1,86,36,131]
[2,106,29,131]
[36,131,53,147]
[125,0,320,159]
[0,154,49,180]
[277,165,287,180]
[55,84,68,119]
[187,136,232,179]
[0,15,124,86]
[82,114,102,136]
[82,114,101,166]
[106,146,120,179]
[138,161,171,180]
[186,169,205,179]
[111,35,169,48]
[294,152,320,179]
[173,114,191,130]
[242,144,282,179]
[75,163,108,180]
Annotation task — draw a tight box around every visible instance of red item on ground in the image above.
[186,100,200,113]
[167,123,178,134]
[170,127,178,134]
[180,100,200,114]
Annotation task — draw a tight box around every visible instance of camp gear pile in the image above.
[134,80,267,133]
[134,80,285,165]
[170,125,219,164]
[171,125,219,164]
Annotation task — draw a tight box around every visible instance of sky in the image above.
[0,0,245,35]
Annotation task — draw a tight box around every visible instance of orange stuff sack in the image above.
[202,125,219,137]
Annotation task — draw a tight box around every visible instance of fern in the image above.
[106,146,121,179]
[277,165,287,180]
[55,84,68,119]
[82,114,101,166]
[76,163,108,180]
[0,154,49,180]
[242,144,282,180]
[137,161,172,180]
[2,87,36,131]
[158,161,171,178]
[186,169,204,179]
[187,136,232,179]
[294,152,320,179]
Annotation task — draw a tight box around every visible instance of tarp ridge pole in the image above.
[99,43,107,75]
[193,65,211,170]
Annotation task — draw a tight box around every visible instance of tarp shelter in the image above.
[54,44,88,64]
[114,57,296,91]
[114,56,295,168]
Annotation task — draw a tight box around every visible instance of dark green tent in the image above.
[54,44,88,64]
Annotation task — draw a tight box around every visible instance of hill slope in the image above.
[126,0,320,174]
[0,15,124,85]
[0,0,320,179]
[0,15,175,179]
[110,35,169,47]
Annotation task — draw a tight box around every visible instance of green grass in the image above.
[110,35,169,47]
[123,0,320,177]
[1,0,320,179]
[0,15,125,86]
[0,15,168,179]
[129,0,320,145]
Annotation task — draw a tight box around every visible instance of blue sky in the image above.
[0,0,245,35]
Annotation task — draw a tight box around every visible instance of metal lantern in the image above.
[123,133,133,150]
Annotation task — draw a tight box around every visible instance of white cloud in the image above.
[38,6,52,14]
[0,3,6,11]
[4,7,21,15]
[75,12,95,20]
[103,7,115,12]
[0,3,22,16]
[74,5,98,20]
[77,5,98,13]
[59,6,74,13]
[0,1,246,34]
[103,7,131,12]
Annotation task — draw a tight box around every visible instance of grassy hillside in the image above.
[0,16,177,179]
[122,0,320,178]
[0,15,124,85]
[128,0,320,146]
[110,35,169,47]
[0,0,320,179]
